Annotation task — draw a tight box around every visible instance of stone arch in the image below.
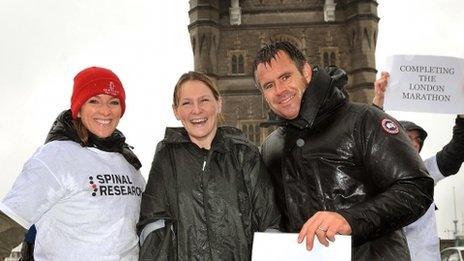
[200,34,207,55]
[363,28,371,48]
[191,37,196,54]
[269,34,303,49]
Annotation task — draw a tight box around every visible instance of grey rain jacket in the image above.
[138,126,280,261]
[260,67,434,261]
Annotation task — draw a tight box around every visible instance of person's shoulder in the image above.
[345,102,396,121]
[163,127,188,142]
[154,127,189,152]
[342,102,371,115]
[220,126,251,144]
[345,102,404,139]
[34,140,81,158]
[219,126,261,153]
[261,127,286,158]
[262,127,285,145]
[22,141,83,181]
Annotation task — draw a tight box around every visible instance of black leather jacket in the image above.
[261,68,434,260]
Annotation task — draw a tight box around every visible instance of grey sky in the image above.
[0,0,463,239]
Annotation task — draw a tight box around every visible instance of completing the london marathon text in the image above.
[399,65,454,102]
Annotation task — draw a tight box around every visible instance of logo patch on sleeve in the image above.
[381,118,399,135]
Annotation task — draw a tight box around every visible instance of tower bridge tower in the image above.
[188,0,379,144]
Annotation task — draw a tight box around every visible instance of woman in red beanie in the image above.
[0,66,145,260]
[137,71,280,261]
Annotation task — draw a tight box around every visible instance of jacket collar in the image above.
[288,67,346,130]
[45,110,142,170]
[163,126,248,154]
[46,110,126,148]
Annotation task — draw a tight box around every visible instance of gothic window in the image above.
[238,55,244,73]
[320,47,338,67]
[242,124,248,135]
[254,125,260,143]
[228,50,246,75]
[248,124,255,142]
[323,52,329,67]
[232,55,238,74]
[238,120,263,144]
[330,52,336,65]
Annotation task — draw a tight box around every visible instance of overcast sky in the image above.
[0,0,463,239]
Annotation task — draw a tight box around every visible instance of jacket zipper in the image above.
[202,157,207,171]
[201,151,211,254]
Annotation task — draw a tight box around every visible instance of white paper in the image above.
[251,232,351,261]
[384,55,464,114]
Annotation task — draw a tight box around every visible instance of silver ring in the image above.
[318,227,328,232]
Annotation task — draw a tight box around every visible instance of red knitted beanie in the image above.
[70,67,126,119]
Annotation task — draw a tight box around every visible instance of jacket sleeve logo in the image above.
[381,118,400,135]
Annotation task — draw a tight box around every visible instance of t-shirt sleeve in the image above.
[0,157,65,228]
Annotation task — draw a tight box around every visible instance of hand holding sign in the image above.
[383,55,464,114]
[373,71,390,109]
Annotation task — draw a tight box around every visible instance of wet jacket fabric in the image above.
[260,68,434,261]
[138,126,280,261]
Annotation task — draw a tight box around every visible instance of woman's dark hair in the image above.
[72,118,90,145]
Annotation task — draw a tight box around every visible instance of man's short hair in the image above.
[252,41,307,87]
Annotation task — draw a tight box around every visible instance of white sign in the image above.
[251,232,351,261]
[384,55,464,114]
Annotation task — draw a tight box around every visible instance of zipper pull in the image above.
[202,159,206,171]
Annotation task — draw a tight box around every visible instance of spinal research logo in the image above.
[88,176,98,196]
[88,174,142,197]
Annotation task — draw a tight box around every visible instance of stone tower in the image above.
[188,0,379,144]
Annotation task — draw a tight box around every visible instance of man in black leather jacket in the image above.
[253,41,434,260]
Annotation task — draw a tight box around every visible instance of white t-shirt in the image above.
[403,155,442,261]
[0,140,145,261]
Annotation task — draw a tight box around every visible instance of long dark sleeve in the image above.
[137,143,177,261]
[337,109,434,244]
[242,146,280,232]
[436,116,464,176]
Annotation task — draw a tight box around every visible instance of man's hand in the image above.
[297,211,352,251]
[372,71,390,109]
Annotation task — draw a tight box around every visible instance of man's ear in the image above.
[172,104,180,120]
[302,63,312,83]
